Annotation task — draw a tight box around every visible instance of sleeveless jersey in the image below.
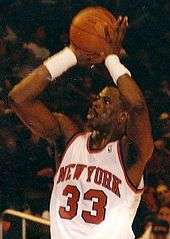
[50,132,144,239]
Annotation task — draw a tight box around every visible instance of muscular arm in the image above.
[117,74,154,187]
[102,16,153,188]
[9,64,78,141]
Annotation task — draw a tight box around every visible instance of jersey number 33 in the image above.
[59,185,107,224]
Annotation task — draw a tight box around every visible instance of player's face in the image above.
[87,86,124,131]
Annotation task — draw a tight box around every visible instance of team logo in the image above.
[108,145,112,152]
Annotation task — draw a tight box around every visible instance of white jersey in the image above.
[50,132,144,239]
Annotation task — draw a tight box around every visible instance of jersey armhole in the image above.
[117,140,144,194]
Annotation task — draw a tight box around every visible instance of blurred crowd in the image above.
[0,0,170,238]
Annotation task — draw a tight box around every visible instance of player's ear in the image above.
[119,111,128,124]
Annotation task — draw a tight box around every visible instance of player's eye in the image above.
[94,95,100,101]
[103,97,111,105]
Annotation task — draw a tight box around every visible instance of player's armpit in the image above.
[54,113,80,144]
[9,98,61,140]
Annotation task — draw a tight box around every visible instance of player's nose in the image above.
[92,96,101,108]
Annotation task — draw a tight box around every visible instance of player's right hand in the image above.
[110,16,128,57]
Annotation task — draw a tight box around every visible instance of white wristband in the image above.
[43,47,77,80]
[105,54,131,85]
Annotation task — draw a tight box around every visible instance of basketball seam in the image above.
[71,15,116,42]
[70,39,100,56]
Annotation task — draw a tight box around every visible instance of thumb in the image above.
[119,48,127,58]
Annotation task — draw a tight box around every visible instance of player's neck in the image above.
[89,130,115,150]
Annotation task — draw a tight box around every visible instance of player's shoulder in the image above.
[52,112,71,121]
[52,112,85,144]
[73,131,90,141]
[62,131,91,158]
[67,131,90,145]
[52,112,77,129]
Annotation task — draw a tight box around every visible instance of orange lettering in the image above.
[57,167,67,184]
[102,170,112,191]
[87,166,96,182]
[94,167,104,185]
[111,175,121,197]
[73,164,86,180]
[66,164,76,180]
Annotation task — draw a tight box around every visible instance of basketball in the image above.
[69,7,117,61]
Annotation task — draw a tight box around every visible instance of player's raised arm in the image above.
[9,47,78,141]
[104,17,154,187]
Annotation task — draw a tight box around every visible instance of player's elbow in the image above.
[8,86,24,105]
[8,92,24,114]
[8,92,18,109]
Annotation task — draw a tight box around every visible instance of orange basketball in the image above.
[69,6,117,60]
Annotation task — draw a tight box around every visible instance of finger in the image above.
[104,25,112,44]
[116,16,126,41]
[120,16,128,32]
[125,16,129,27]
[118,16,128,41]
[123,16,128,27]
[116,16,123,30]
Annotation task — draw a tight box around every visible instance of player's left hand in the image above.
[110,16,128,57]
[70,16,128,66]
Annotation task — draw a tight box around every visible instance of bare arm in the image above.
[9,49,78,142]
[105,17,154,187]
[9,65,61,139]
[118,74,153,158]
[117,74,154,187]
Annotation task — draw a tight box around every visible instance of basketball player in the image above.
[9,16,153,238]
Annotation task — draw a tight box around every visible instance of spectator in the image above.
[138,218,169,239]
[157,204,170,239]
[158,203,170,220]
[23,25,50,60]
